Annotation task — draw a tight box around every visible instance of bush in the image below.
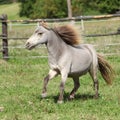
[19,0,120,19]
[19,0,67,19]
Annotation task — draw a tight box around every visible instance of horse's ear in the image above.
[39,21,48,27]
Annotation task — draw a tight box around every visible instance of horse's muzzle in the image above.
[25,42,33,50]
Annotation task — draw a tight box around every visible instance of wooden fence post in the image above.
[2,14,8,60]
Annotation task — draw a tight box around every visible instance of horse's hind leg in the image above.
[41,69,58,98]
[89,67,99,99]
[69,76,80,100]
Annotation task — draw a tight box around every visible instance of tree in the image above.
[19,0,67,19]
[72,0,120,16]
[19,0,35,18]
[97,0,120,14]
[67,0,72,18]
[19,0,120,18]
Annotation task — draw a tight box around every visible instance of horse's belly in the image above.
[69,63,91,77]
[69,51,92,76]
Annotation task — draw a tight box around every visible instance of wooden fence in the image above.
[0,14,8,60]
[0,14,120,60]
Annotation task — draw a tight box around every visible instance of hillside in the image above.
[0,3,28,20]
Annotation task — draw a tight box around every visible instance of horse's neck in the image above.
[46,31,67,60]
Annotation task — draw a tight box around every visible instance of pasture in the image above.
[0,18,120,119]
[0,3,27,20]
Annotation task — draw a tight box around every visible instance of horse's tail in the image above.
[97,54,114,85]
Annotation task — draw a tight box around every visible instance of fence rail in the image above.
[0,14,120,60]
[1,31,120,40]
[0,14,120,23]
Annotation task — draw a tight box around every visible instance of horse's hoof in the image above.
[41,92,47,98]
[69,95,75,100]
[57,100,63,104]
[93,95,99,99]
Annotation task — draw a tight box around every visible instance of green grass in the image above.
[0,3,120,119]
[0,3,27,20]
[0,55,120,120]
[0,40,120,119]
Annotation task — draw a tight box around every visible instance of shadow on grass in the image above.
[38,92,96,103]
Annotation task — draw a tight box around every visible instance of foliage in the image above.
[72,0,120,16]
[97,0,120,14]
[18,0,120,18]
[19,0,67,19]
[32,0,67,19]
[19,0,35,18]
[0,0,18,4]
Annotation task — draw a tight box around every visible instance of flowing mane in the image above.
[53,25,81,45]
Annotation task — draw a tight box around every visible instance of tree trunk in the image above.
[67,0,72,18]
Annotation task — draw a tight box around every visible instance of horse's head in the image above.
[25,23,49,50]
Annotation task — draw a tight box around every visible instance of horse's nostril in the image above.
[25,42,30,48]
[26,42,30,46]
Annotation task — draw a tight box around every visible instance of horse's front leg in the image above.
[58,71,68,104]
[41,69,58,98]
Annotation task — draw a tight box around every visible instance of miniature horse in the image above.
[25,23,114,103]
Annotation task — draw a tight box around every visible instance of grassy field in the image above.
[0,3,27,20]
[0,53,120,120]
[0,3,120,120]
[0,27,120,120]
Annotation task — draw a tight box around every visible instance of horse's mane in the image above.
[53,25,81,45]
[40,21,81,45]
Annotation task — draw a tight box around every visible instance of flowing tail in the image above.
[97,54,114,85]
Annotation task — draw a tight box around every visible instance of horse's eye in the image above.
[38,33,43,35]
